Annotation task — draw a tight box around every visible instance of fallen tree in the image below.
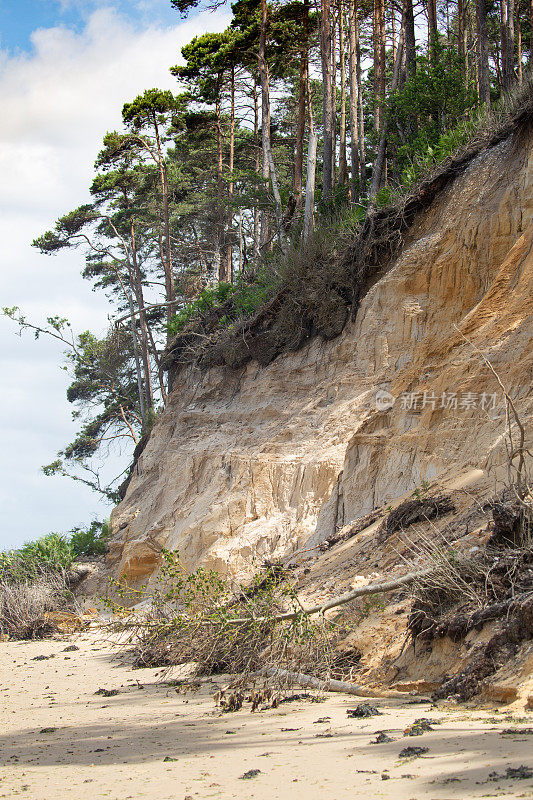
[222,567,434,625]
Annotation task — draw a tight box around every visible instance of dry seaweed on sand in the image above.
[371,731,394,744]
[347,703,382,718]
[486,766,533,781]
[403,718,439,736]
[399,746,429,758]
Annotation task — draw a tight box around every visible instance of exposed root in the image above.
[378,495,455,543]
[433,593,533,701]
[408,543,533,700]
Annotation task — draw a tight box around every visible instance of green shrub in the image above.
[18,532,73,568]
[0,533,74,584]
[0,520,110,584]
[167,284,229,337]
[167,270,279,338]
[376,186,393,207]
[385,43,478,185]
[69,519,111,557]
[231,269,278,317]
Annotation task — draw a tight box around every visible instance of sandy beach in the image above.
[1,630,532,800]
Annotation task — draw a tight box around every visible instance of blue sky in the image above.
[0,0,229,550]
[0,0,179,53]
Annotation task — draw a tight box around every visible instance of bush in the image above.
[69,519,110,558]
[167,282,234,336]
[385,43,478,185]
[0,521,110,585]
[0,522,109,640]
[167,269,280,338]
[230,269,278,317]
[18,532,73,568]
[0,571,73,640]
[0,533,74,584]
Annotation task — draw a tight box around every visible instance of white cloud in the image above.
[0,7,228,205]
[0,6,230,549]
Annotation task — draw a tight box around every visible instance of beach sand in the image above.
[1,630,532,799]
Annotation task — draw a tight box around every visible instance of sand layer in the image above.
[1,631,532,799]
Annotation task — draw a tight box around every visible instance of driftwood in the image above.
[254,666,409,699]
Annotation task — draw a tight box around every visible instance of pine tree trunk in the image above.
[130,218,154,414]
[294,0,309,204]
[373,0,380,131]
[259,0,271,247]
[331,0,337,191]
[127,287,146,428]
[501,0,509,87]
[355,8,366,190]
[348,0,360,200]
[302,68,318,243]
[338,1,348,186]
[116,255,146,428]
[144,321,166,405]
[530,0,533,62]
[457,0,465,60]
[321,0,333,200]
[294,64,307,204]
[370,29,405,201]
[378,0,386,102]
[517,11,522,83]
[373,0,386,132]
[392,3,397,61]
[215,89,226,280]
[153,116,174,338]
[428,0,438,59]
[258,0,286,252]
[225,66,235,283]
[476,0,491,105]
[404,0,416,79]
[238,210,243,273]
[253,81,260,257]
[468,0,477,85]
[506,0,516,87]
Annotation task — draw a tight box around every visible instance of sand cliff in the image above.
[107,124,532,587]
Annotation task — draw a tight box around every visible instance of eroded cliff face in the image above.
[108,125,533,585]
